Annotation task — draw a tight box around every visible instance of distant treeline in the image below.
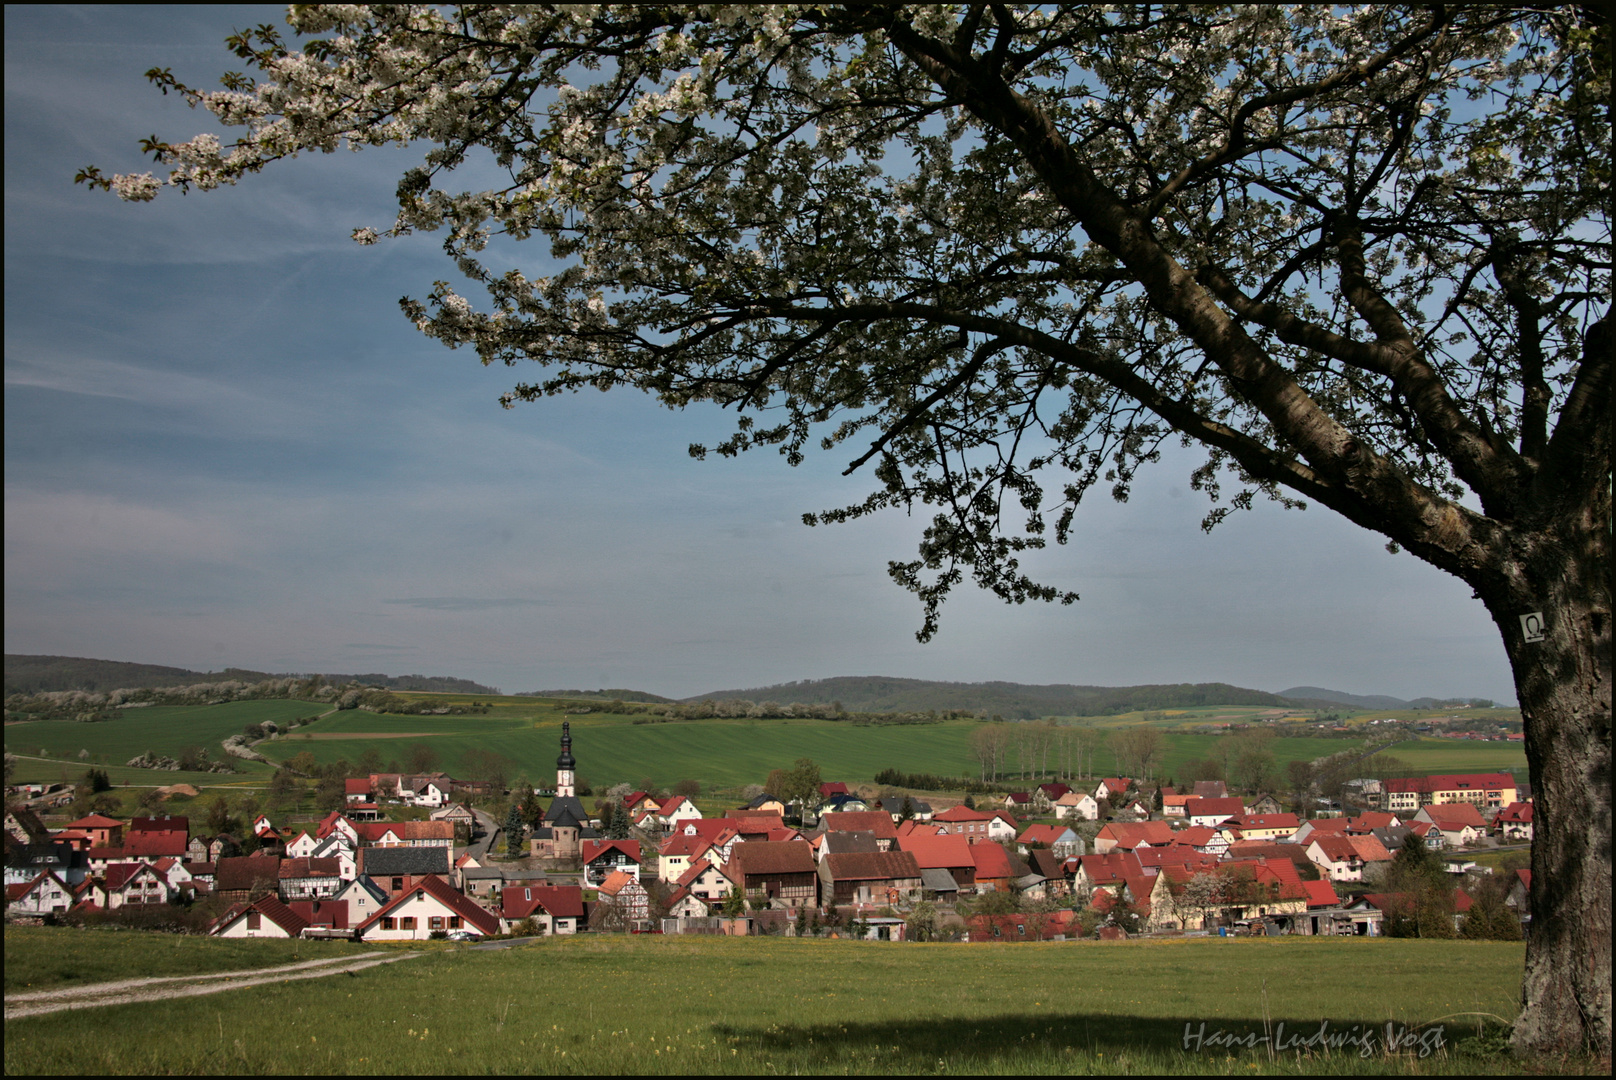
[873,767,993,794]
[516,688,677,704]
[608,698,958,724]
[3,655,498,697]
[4,675,490,723]
[686,677,1301,717]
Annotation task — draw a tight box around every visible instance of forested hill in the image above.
[683,677,1303,717]
[3,655,499,697]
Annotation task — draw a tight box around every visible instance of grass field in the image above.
[3,700,320,779]
[3,926,377,993]
[1374,738,1526,774]
[3,930,1553,1075]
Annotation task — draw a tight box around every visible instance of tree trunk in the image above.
[1482,525,1611,1056]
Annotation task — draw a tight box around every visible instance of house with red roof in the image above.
[597,869,651,922]
[820,811,900,850]
[356,875,499,940]
[675,859,740,906]
[212,895,310,939]
[64,814,124,849]
[1226,813,1299,841]
[1095,777,1132,801]
[1093,820,1176,854]
[344,778,373,804]
[1016,823,1083,859]
[1035,782,1072,809]
[1413,803,1488,847]
[1168,824,1226,855]
[1072,852,1151,905]
[1185,797,1245,828]
[818,782,850,799]
[6,869,73,916]
[499,884,584,934]
[897,834,977,891]
[657,832,718,884]
[1379,772,1518,813]
[1055,791,1100,822]
[582,838,644,886]
[1001,792,1033,812]
[970,842,1029,893]
[1302,879,1341,909]
[656,796,701,828]
[932,804,995,843]
[103,861,175,908]
[1161,793,1193,818]
[1147,858,1308,931]
[1493,802,1533,841]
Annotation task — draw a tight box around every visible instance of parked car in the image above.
[445,930,477,941]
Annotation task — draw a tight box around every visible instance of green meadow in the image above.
[2,700,322,784]
[3,926,376,993]
[3,930,1551,1075]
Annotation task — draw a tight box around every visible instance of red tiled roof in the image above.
[932,805,990,823]
[1302,880,1341,908]
[1494,802,1532,823]
[897,834,975,870]
[345,779,372,795]
[67,814,125,829]
[1420,803,1488,828]
[581,839,643,864]
[1362,889,1473,913]
[1347,811,1398,831]
[500,884,586,921]
[1230,814,1299,832]
[969,843,1019,881]
[598,869,642,897]
[1096,821,1177,849]
[658,834,715,860]
[1017,824,1074,845]
[286,899,349,929]
[215,895,309,937]
[1185,797,1244,819]
[1346,834,1392,863]
[1383,773,1515,794]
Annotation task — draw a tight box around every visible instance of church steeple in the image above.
[555,721,576,797]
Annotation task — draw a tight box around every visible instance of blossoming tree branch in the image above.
[81,4,1608,1054]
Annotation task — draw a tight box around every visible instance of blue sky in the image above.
[4,6,1516,703]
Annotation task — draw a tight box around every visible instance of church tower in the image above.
[555,721,576,798]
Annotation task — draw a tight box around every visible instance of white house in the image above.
[212,896,308,939]
[356,876,500,940]
[5,870,73,916]
[1055,792,1099,822]
[657,796,701,828]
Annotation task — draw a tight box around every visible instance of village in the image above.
[5,722,1533,946]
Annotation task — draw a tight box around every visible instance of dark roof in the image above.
[821,831,880,857]
[358,846,451,877]
[920,867,959,893]
[545,795,589,825]
[730,841,816,877]
[821,850,922,882]
[875,796,932,815]
[214,856,282,893]
[821,811,898,841]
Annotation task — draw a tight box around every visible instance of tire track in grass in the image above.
[5,951,423,1020]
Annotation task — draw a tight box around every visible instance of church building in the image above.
[530,722,599,861]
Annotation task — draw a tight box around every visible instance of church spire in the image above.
[555,721,576,797]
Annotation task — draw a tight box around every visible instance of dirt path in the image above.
[5,950,422,1021]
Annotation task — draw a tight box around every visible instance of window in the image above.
[448,916,461,929]
[392,877,404,891]
[381,917,396,930]
[429,916,444,930]
[401,917,417,930]
[247,911,262,930]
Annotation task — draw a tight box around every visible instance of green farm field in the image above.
[3,700,324,783]
[3,930,1545,1075]
[1374,738,1526,774]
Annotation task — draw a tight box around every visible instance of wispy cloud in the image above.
[383,597,549,612]
[343,643,418,651]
